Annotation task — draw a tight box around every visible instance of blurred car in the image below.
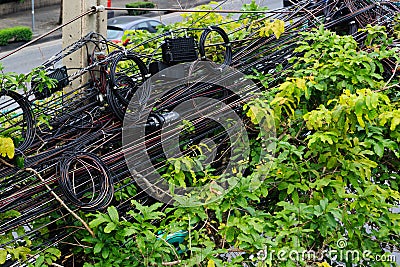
[107,16,164,43]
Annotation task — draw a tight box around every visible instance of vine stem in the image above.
[25,167,95,238]
[380,61,400,91]
[156,233,181,266]
[0,158,14,168]
[189,214,192,259]
[162,260,182,266]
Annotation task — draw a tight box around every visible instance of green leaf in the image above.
[174,160,181,173]
[11,247,30,261]
[0,210,21,219]
[390,115,400,131]
[314,205,323,217]
[45,257,52,265]
[104,222,117,233]
[287,184,295,194]
[373,142,384,157]
[0,249,7,265]
[107,206,119,224]
[327,157,337,169]
[102,247,110,259]
[174,171,186,188]
[225,227,236,242]
[89,215,109,228]
[292,190,299,205]
[35,255,45,267]
[45,247,61,258]
[326,213,337,227]
[320,198,328,211]
[15,156,25,168]
[94,242,104,254]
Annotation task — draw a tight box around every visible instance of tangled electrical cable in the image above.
[0,89,35,154]
[0,1,399,265]
[59,152,114,211]
[199,26,233,68]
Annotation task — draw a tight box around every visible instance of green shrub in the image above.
[125,1,155,16]
[0,26,32,46]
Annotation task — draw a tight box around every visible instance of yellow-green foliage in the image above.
[0,137,14,159]
[121,2,284,64]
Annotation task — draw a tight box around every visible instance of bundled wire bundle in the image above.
[0,0,399,265]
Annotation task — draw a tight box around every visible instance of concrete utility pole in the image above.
[31,0,35,33]
[62,0,107,90]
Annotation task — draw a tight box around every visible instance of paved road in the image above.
[0,39,61,73]
[0,0,282,74]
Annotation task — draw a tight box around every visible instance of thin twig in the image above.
[59,241,93,249]
[25,167,95,238]
[0,158,14,168]
[375,83,400,92]
[158,237,181,266]
[380,61,400,90]
[162,260,182,266]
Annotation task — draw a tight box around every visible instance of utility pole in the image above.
[62,0,107,90]
[31,0,35,33]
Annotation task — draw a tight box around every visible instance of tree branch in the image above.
[0,158,14,168]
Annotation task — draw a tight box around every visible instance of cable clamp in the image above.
[91,5,105,12]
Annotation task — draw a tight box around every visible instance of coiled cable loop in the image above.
[59,152,114,210]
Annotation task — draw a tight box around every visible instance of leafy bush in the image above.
[0,26,32,46]
[125,1,155,16]
[80,25,400,267]
[0,64,56,163]
[0,210,62,266]
[81,204,175,267]
[241,25,400,266]
[121,2,282,65]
